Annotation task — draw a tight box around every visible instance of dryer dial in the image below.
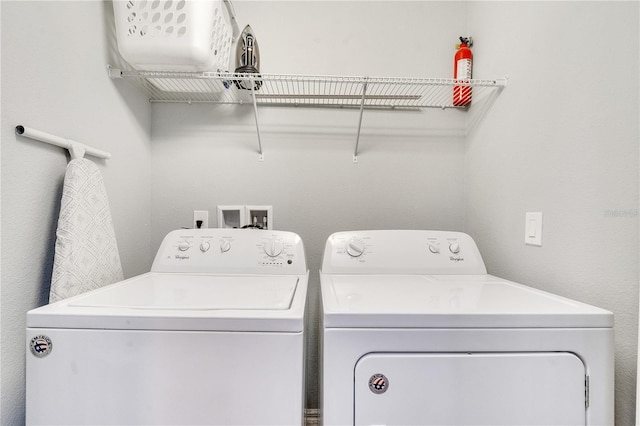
[345,238,366,257]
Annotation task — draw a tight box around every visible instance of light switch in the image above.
[525,212,543,246]
[527,218,537,238]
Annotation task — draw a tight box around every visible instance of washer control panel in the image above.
[152,229,306,275]
[321,230,487,275]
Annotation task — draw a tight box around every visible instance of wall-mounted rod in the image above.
[255,94,421,101]
[15,125,111,160]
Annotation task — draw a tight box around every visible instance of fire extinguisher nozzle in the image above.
[458,36,473,48]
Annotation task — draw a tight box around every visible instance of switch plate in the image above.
[525,212,543,246]
[193,210,209,229]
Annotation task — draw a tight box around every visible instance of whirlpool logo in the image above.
[368,374,389,394]
[30,335,53,358]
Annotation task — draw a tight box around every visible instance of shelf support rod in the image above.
[353,79,368,163]
[250,80,264,161]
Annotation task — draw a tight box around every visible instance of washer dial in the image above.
[264,239,284,257]
[219,240,231,253]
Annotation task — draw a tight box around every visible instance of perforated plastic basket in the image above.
[113,0,232,72]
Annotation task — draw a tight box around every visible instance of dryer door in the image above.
[354,352,586,426]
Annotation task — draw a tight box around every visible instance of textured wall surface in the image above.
[1,1,152,423]
[466,2,639,424]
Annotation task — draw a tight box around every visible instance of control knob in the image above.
[449,242,460,254]
[178,241,190,252]
[200,241,211,252]
[345,238,365,257]
[220,240,231,253]
[264,239,284,257]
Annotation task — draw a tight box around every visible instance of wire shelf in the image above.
[109,69,507,109]
[108,68,507,161]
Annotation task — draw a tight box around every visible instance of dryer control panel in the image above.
[321,230,486,275]
[152,229,307,275]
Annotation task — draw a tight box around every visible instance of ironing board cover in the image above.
[49,158,123,303]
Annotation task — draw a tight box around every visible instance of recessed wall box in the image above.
[245,205,273,230]
[217,206,246,229]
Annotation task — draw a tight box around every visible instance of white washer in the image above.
[320,230,613,426]
[27,229,308,426]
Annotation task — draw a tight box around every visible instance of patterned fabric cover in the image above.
[49,159,123,303]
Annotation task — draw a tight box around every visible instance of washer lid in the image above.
[321,274,613,328]
[28,272,307,332]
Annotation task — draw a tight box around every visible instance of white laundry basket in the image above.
[113,0,232,72]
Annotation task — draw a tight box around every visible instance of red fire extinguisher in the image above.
[453,37,473,107]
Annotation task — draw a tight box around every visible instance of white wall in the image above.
[0,3,3,419]
[0,1,152,423]
[1,0,638,423]
[150,0,470,409]
[466,2,639,424]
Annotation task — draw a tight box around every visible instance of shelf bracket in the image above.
[250,80,264,161]
[353,79,368,163]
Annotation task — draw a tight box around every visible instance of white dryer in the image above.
[27,229,308,426]
[320,230,613,426]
